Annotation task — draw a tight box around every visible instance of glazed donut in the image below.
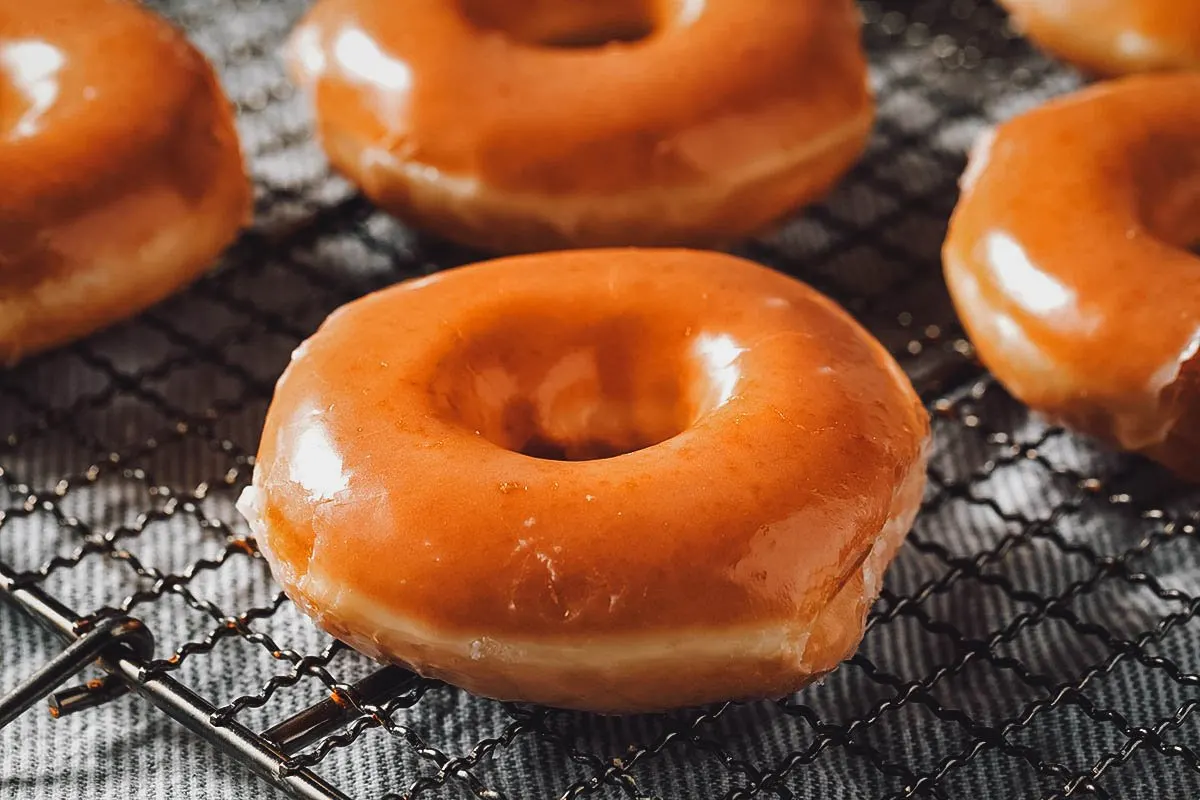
[284,0,873,253]
[944,73,1200,479]
[999,0,1200,76]
[0,0,250,364]
[237,248,929,713]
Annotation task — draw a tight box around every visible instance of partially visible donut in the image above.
[999,0,1200,75]
[0,0,250,363]
[238,248,930,713]
[944,73,1200,479]
[285,0,873,252]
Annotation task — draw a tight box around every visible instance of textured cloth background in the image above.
[4,1,1200,798]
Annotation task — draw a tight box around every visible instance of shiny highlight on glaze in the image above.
[239,249,930,712]
[944,73,1200,479]
[1,39,65,140]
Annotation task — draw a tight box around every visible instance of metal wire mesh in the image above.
[3,0,1200,798]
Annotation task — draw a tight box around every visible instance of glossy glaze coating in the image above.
[0,0,250,363]
[285,0,873,252]
[238,249,930,712]
[999,0,1200,75]
[944,74,1200,479]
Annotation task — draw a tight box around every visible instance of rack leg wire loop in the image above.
[0,607,152,728]
[1,563,350,799]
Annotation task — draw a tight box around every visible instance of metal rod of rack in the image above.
[263,665,420,756]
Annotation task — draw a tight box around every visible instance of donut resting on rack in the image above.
[285,0,874,252]
[944,73,1200,480]
[998,0,1200,76]
[238,248,930,713]
[0,0,250,364]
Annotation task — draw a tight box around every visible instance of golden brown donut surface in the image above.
[0,0,250,363]
[286,0,873,252]
[238,249,930,713]
[999,0,1200,75]
[944,73,1200,479]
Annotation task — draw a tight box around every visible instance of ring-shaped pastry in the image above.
[286,0,873,252]
[239,248,929,712]
[944,73,1200,479]
[0,0,250,363]
[999,0,1200,75]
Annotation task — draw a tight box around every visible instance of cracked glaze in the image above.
[0,0,249,363]
[283,0,873,252]
[944,73,1200,479]
[239,249,929,712]
[999,0,1200,75]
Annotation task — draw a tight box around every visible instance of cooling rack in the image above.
[3,1,1199,798]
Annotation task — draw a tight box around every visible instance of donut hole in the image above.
[431,311,741,461]
[457,0,671,49]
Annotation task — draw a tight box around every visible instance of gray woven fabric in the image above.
[4,1,1200,798]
